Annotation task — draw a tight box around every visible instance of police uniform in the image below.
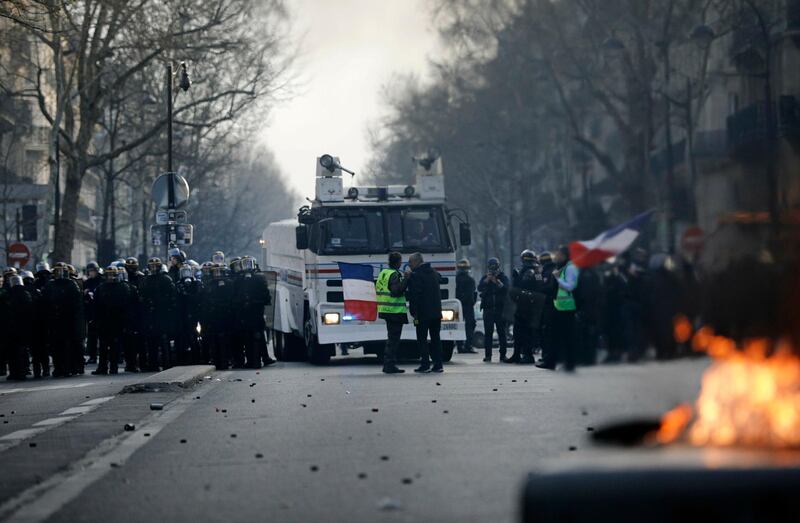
[509,255,546,364]
[140,260,178,370]
[233,259,273,368]
[94,269,131,374]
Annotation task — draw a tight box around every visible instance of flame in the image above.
[658,327,800,448]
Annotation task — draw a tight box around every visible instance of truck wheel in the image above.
[304,319,331,365]
[284,333,308,362]
[442,341,455,362]
[272,330,285,361]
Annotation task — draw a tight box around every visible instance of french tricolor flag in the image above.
[569,210,655,268]
[337,262,378,321]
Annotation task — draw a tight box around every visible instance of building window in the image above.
[21,204,37,241]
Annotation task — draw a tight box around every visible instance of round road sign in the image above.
[7,242,31,268]
[151,172,190,210]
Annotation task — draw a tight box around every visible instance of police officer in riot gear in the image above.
[83,262,103,364]
[34,262,52,291]
[509,250,546,364]
[93,266,131,375]
[140,258,178,370]
[201,264,234,369]
[455,258,477,354]
[234,256,275,368]
[168,248,184,282]
[43,263,85,377]
[176,263,204,364]
[228,257,246,367]
[4,275,33,380]
[478,257,510,362]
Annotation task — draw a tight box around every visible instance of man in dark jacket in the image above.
[201,264,234,370]
[140,258,178,371]
[455,258,477,354]
[405,252,443,373]
[43,263,85,377]
[176,264,204,365]
[5,275,33,380]
[93,267,131,374]
[477,257,510,362]
[83,261,103,364]
[376,251,409,374]
[509,250,546,364]
[232,256,274,368]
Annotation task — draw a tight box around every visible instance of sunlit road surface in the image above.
[0,353,707,523]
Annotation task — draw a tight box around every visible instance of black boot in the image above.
[383,365,405,374]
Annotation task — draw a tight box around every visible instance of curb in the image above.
[120,365,216,394]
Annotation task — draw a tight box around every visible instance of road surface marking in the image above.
[32,417,78,428]
[80,396,114,406]
[0,383,95,396]
[0,371,231,523]
[0,429,41,441]
[0,396,116,453]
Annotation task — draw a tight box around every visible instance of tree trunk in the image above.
[52,157,84,262]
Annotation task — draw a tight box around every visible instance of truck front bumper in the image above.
[317,320,466,345]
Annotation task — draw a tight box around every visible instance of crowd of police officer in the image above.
[0,249,275,381]
[456,245,697,371]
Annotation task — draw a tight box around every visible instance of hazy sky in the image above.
[258,0,440,199]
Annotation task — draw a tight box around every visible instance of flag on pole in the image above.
[337,262,378,321]
[569,210,655,268]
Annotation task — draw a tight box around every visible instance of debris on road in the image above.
[124,423,135,431]
[149,403,164,411]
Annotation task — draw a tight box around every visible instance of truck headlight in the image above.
[323,312,340,325]
[441,309,456,322]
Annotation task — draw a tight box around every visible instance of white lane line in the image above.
[0,383,95,396]
[33,417,78,428]
[80,396,114,406]
[58,406,92,416]
[0,429,42,441]
[0,371,230,523]
[0,397,117,453]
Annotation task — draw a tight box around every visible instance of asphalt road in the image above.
[0,353,708,523]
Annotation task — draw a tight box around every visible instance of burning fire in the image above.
[657,317,800,448]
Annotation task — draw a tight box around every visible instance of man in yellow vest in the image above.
[545,245,579,371]
[376,251,409,374]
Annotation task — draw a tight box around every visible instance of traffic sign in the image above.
[155,210,187,225]
[151,172,190,210]
[6,242,30,268]
[151,223,194,247]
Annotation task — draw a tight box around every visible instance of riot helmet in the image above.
[538,251,552,265]
[179,265,195,280]
[52,263,68,279]
[117,268,128,282]
[105,266,118,281]
[86,261,101,277]
[229,257,242,273]
[8,274,23,288]
[201,262,214,278]
[241,256,257,272]
[21,270,34,285]
[212,251,225,265]
[125,257,139,272]
[520,249,537,268]
[456,258,471,272]
[148,257,163,273]
[35,261,51,274]
[67,264,77,278]
[211,264,226,279]
[487,257,501,272]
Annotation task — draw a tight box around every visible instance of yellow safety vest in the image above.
[554,262,578,311]
[376,269,407,314]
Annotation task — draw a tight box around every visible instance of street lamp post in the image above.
[165,61,190,255]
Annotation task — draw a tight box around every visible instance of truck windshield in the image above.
[316,206,451,254]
